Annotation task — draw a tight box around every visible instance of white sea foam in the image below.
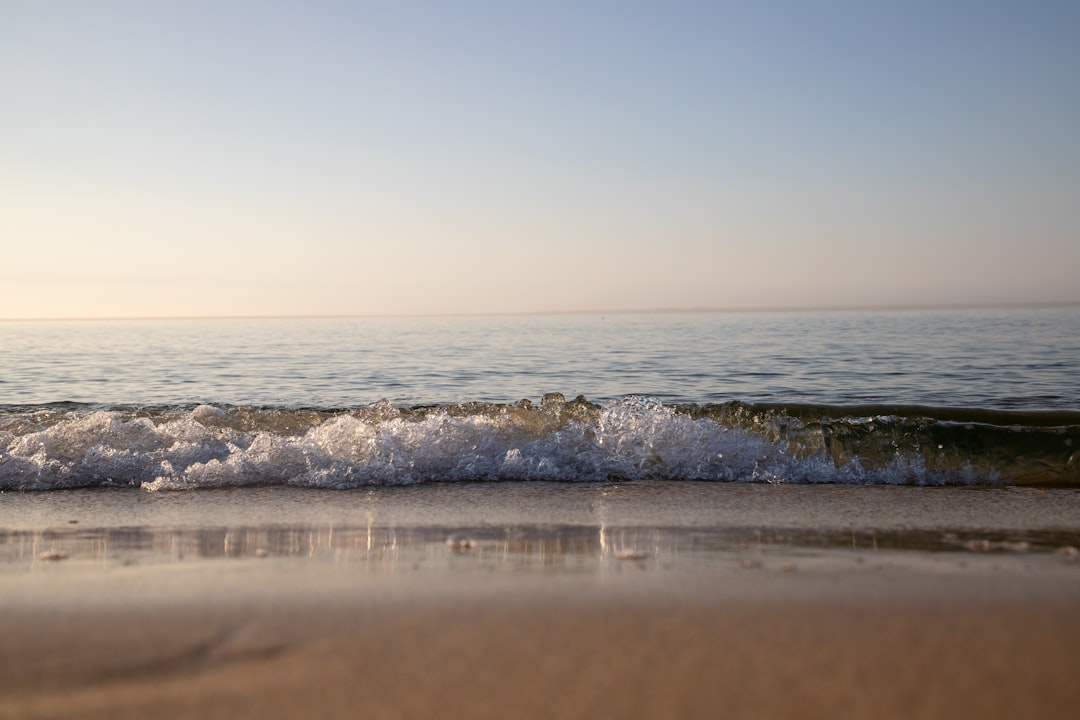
[0,397,1025,491]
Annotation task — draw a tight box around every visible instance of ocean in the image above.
[5,307,1080,692]
[2,306,1079,491]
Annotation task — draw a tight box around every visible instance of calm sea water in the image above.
[3,307,1078,408]
[2,307,1078,490]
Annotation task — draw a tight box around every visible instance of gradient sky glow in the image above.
[2,0,1078,319]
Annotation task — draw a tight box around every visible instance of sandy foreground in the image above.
[2,483,1080,720]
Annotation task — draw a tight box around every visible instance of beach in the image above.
[3,310,1079,718]
[3,483,1080,719]
[5,0,1079,711]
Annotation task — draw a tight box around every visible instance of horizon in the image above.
[2,299,1078,324]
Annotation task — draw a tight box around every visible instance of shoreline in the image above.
[4,483,1080,719]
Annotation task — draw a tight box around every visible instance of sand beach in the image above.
[3,483,1080,719]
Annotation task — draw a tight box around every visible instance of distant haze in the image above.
[2,1,1078,319]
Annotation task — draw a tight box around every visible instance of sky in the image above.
[2,0,1078,319]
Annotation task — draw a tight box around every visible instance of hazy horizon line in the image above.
[2,300,1078,323]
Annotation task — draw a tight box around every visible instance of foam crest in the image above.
[1,398,1077,490]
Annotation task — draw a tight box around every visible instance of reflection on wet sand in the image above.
[4,522,1079,572]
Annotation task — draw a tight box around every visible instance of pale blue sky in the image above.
[2,0,1078,318]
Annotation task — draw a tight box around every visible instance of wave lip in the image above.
[1,396,1078,491]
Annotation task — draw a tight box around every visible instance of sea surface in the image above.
[2,307,1078,491]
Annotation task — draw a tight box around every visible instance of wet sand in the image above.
[3,483,1080,719]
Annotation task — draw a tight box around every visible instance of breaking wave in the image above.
[1,395,1077,491]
